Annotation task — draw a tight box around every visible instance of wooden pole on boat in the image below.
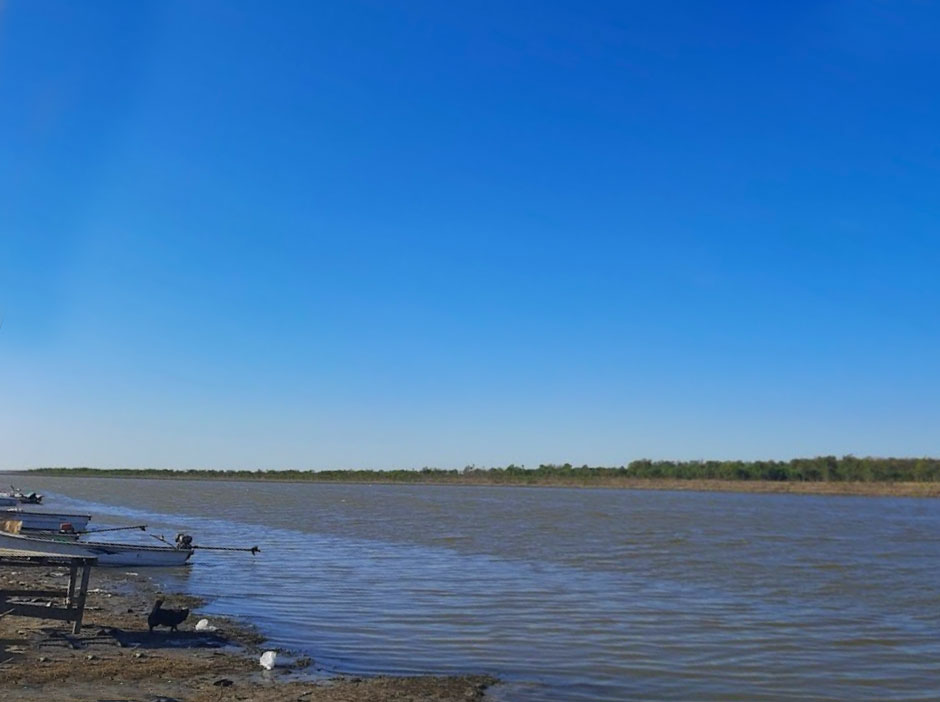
[77,525,147,535]
[192,545,260,554]
[146,532,260,554]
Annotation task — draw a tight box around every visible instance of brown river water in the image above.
[15,476,940,701]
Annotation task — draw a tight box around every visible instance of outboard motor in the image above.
[175,533,193,550]
[59,522,76,535]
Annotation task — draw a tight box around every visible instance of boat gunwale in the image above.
[2,509,93,519]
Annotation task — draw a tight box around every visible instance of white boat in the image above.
[0,529,193,567]
[1,509,92,533]
[0,487,43,504]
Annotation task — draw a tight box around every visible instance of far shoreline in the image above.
[7,471,940,498]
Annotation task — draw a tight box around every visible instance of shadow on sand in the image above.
[37,626,231,650]
[106,627,231,649]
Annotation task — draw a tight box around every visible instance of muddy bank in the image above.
[0,566,495,701]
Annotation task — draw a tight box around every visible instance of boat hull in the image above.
[2,509,91,533]
[86,544,193,567]
[0,530,193,567]
[0,492,42,504]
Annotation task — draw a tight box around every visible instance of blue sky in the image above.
[2,1,939,469]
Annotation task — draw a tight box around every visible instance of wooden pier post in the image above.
[72,560,92,634]
[67,561,78,607]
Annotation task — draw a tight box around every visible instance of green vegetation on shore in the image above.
[23,456,940,484]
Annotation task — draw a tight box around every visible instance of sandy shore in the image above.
[0,565,495,701]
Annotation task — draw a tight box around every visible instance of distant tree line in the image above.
[620,456,940,482]
[24,456,940,483]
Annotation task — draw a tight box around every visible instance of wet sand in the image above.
[0,566,495,702]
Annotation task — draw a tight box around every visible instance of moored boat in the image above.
[0,529,194,567]
[0,487,43,504]
[1,509,92,533]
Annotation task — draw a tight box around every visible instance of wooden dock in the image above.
[0,546,97,634]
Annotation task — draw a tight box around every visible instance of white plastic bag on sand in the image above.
[260,651,277,670]
[195,618,217,632]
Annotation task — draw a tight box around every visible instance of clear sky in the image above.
[2,1,939,470]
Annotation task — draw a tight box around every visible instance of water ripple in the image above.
[23,478,940,701]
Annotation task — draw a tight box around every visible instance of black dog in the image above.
[148,598,190,633]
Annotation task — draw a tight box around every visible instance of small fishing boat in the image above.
[0,487,44,504]
[1,509,92,533]
[0,529,194,567]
